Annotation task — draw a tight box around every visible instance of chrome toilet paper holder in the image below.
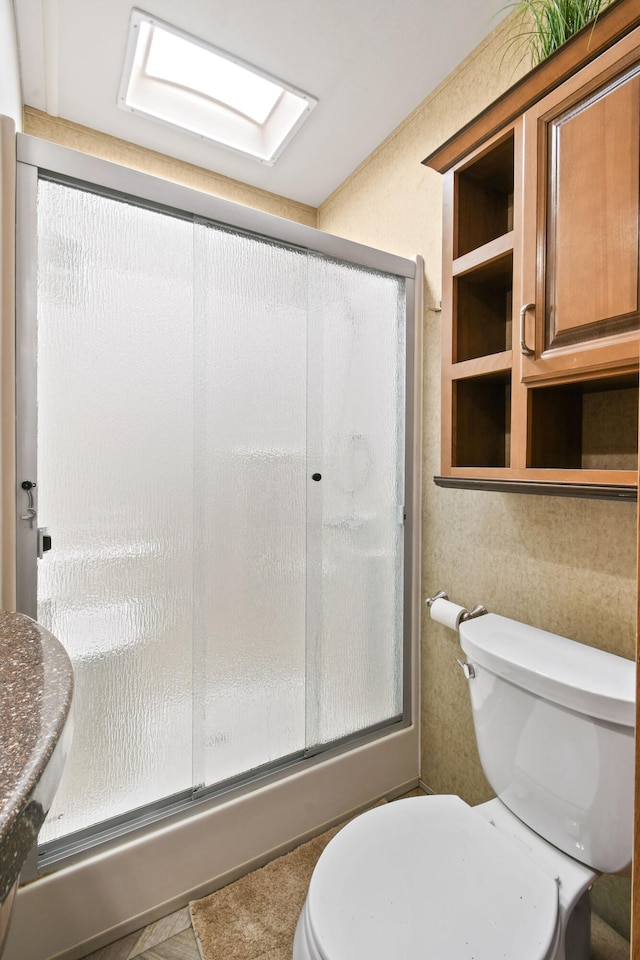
[425,591,487,622]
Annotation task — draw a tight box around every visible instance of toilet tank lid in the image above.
[459,614,635,727]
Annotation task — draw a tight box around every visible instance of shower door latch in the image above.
[20,479,37,528]
[37,527,52,559]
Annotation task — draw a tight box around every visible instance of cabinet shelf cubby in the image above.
[454,251,513,362]
[529,374,639,471]
[454,372,511,468]
[455,133,514,258]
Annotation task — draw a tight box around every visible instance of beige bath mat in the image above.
[189,819,344,960]
[189,801,629,960]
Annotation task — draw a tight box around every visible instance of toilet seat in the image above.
[299,795,560,960]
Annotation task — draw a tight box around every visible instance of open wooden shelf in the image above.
[455,133,514,256]
[454,251,513,362]
[529,373,639,471]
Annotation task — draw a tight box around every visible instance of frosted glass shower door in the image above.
[192,224,307,790]
[305,256,406,748]
[35,180,196,842]
[20,163,410,854]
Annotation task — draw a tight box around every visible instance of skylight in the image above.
[118,10,317,164]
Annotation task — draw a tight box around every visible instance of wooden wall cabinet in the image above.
[426,2,640,499]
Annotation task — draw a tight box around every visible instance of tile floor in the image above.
[81,907,200,960]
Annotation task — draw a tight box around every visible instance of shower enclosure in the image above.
[14,136,418,888]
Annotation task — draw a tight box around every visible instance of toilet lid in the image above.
[306,795,559,960]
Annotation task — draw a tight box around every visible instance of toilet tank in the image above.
[459,614,635,874]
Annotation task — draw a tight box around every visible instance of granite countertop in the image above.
[0,611,73,903]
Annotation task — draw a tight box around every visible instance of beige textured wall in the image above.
[318,16,636,940]
[23,108,318,228]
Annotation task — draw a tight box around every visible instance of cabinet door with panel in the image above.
[520,36,640,384]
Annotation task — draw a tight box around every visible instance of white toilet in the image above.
[293,613,635,960]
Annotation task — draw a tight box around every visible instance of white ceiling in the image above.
[14,0,508,207]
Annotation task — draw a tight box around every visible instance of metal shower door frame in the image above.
[14,130,419,855]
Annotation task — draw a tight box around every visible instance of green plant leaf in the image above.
[502,0,615,66]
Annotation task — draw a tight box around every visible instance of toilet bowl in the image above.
[293,795,595,960]
[293,613,635,960]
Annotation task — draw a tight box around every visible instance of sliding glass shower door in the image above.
[305,254,406,748]
[18,168,408,854]
[192,224,308,790]
[34,183,197,836]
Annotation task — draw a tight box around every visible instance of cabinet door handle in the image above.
[519,303,535,357]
